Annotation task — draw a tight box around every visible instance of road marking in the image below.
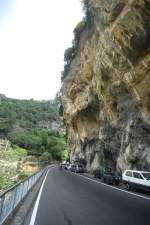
[74,173,150,201]
[29,169,50,225]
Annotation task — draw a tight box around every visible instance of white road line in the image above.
[74,173,150,201]
[29,169,50,225]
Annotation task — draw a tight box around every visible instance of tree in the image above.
[39,152,52,164]
[61,149,69,161]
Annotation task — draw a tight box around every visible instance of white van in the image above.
[122,170,150,193]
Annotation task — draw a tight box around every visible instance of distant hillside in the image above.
[0,94,67,162]
[0,94,60,136]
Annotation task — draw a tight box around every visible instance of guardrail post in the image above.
[20,182,24,200]
[12,187,18,211]
[0,196,5,223]
[27,179,30,192]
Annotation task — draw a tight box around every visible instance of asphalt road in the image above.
[29,167,150,225]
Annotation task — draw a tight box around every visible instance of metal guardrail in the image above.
[0,168,46,225]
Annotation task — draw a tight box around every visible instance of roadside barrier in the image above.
[0,167,47,225]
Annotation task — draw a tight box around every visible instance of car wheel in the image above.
[103,178,106,183]
[112,180,116,185]
[108,179,111,185]
[125,183,131,191]
[114,180,119,186]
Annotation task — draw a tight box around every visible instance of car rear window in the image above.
[133,172,143,179]
[142,172,150,180]
[125,171,132,177]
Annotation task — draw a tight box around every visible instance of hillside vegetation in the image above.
[0,143,27,190]
[0,94,67,162]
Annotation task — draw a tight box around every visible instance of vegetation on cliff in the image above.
[61,0,93,81]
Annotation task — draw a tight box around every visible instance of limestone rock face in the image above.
[61,0,150,172]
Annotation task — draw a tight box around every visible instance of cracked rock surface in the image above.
[61,0,150,172]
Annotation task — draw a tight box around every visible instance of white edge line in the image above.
[29,169,50,225]
[74,173,150,201]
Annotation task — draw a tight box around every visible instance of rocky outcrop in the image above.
[61,0,150,172]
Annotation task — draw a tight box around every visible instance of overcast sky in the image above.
[0,0,83,100]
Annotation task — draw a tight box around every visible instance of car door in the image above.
[132,172,145,189]
[123,170,133,183]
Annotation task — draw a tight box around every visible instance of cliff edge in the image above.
[61,0,150,172]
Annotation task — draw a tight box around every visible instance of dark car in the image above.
[59,163,67,170]
[70,164,84,173]
[93,168,103,179]
[102,170,120,185]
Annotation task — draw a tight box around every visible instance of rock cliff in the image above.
[61,0,150,172]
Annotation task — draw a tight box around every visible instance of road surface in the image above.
[29,167,150,225]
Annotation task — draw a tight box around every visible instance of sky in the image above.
[0,0,83,100]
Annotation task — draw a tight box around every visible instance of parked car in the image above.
[66,163,72,170]
[70,164,84,173]
[70,164,76,172]
[64,163,70,170]
[122,170,150,193]
[59,163,67,170]
[93,168,103,179]
[102,169,120,185]
[93,167,120,185]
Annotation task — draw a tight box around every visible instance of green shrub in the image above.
[0,177,15,190]
[61,149,69,161]
[39,152,52,164]
[61,1,94,81]
[74,21,86,44]
[64,47,76,64]
[81,0,94,28]
[14,146,27,157]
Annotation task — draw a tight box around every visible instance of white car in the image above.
[67,164,72,170]
[122,170,150,193]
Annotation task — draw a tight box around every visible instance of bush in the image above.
[61,149,69,161]
[17,172,28,181]
[74,21,86,45]
[81,0,94,28]
[61,64,71,81]
[14,146,27,157]
[61,1,94,81]
[61,22,86,81]
[64,47,76,64]
[0,177,15,190]
[39,152,52,164]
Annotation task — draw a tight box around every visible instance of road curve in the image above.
[29,167,150,225]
